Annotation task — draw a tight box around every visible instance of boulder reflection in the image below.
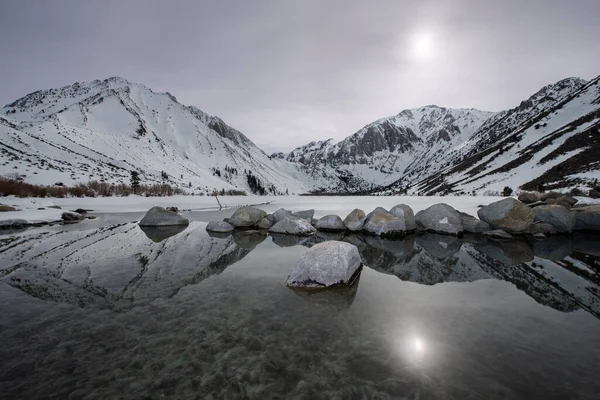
[139,224,188,242]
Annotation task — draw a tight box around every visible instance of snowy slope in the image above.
[410,76,600,194]
[0,77,311,194]
[275,106,495,192]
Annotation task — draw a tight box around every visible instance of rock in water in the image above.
[315,215,346,232]
[483,229,514,239]
[285,241,362,288]
[389,204,416,231]
[228,206,267,227]
[477,198,533,233]
[139,206,189,227]
[269,217,317,236]
[362,212,407,237]
[533,205,574,233]
[415,204,463,236]
[62,211,85,222]
[344,209,366,232]
[292,209,315,222]
[460,213,491,233]
[573,205,600,231]
[518,192,540,204]
[272,208,292,223]
[257,218,272,229]
[206,220,235,233]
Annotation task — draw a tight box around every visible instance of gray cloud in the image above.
[1,0,599,152]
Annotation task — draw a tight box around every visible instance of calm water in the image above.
[1,221,600,399]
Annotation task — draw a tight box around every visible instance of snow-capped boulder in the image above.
[573,205,600,231]
[343,209,366,232]
[477,198,534,233]
[285,241,362,288]
[315,215,346,232]
[272,208,293,223]
[292,209,315,222]
[228,206,267,227]
[415,204,463,236]
[518,192,540,204]
[269,217,316,236]
[460,213,491,233]
[533,205,574,233]
[257,218,272,229]
[206,220,235,233]
[362,212,407,237]
[389,204,416,231]
[139,206,189,227]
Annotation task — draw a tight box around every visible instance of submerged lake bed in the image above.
[1,197,600,399]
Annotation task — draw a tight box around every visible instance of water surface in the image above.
[1,222,599,399]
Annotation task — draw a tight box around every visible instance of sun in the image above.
[411,33,435,61]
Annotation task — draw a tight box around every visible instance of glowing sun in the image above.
[410,33,436,61]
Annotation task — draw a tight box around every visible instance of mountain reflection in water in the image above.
[1,222,600,399]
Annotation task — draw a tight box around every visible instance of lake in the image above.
[1,203,600,399]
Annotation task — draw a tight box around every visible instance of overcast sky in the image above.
[1,0,599,152]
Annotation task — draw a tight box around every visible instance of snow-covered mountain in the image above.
[274,106,495,192]
[274,75,600,194]
[0,77,313,194]
[407,76,600,194]
[2,74,599,195]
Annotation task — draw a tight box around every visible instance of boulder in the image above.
[165,206,179,213]
[0,205,17,212]
[527,201,546,208]
[545,198,572,209]
[389,204,416,231]
[589,190,600,199]
[47,205,62,209]
[292,209,315,222]
[558,195,578,206]
[477,198,534,233]
[526,222,558,236]
[366,207,388,218]
[266,214,276,225]
[285,241,362,288]
[533,205,574,233]
[74,208,88,214]
[206,220,235,233]
[343,209,367,232]
[62,211,85,222]
[257,218,272,229]
[139,206,189,227]
[228,206,267,227]
[272,208,293,223]
[315,215,346,232]
[460,213,491,233]
[415,203,463,236]
[573,205,600,231]
[518,192,540,204]
[269,217,317,236]
[362,212,407,237]
[540,192,563,201]
[483,229,514,240]
[533,233,547,240]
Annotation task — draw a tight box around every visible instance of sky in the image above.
[1,0,599,153]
